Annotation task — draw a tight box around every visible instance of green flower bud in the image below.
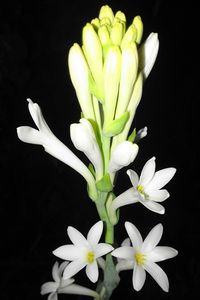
[91,18,100,30]
[114,11,126,23]
[110,22,124,46]
[133,16,143,44]
[100,17,111,27]
[103,45,121,123]
[99,5,114,23]
[68,43,95,121]
[121,24,137,50]
[82,23,104,101]
[115,42,138,119]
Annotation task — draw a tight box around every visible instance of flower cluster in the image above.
[17,4,178,300]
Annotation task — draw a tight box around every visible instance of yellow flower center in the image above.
[87,251,95,264]
[137,184,144,194]
[135,252,145,266]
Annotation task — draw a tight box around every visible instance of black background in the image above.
[0,0,199,299]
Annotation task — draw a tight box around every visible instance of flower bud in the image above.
[133,16,143,44]
[138,32,159,79]
[109,141,139,173]
[82,23,104,100]
[115,42,138,119]
[68,43,95,120]
[70,119,103,180]
[121,24,137,50]
[99,5,114,22]
[110,22,124,46]
[103,45,121,123]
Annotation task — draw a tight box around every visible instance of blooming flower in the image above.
[53,221,113,283]
[41,261,99,300]
[16,99,97,201]
[112,222,178,292]
[110,157,176,217]
[70,118,103,180]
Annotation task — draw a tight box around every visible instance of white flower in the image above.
[112,222,178,292]
[110,157,176,216]
[41,261,99,300]
[17,99,97,201]
[127,157,176,214]
[53,221,113,283]
[70,118,103,180]
[109,141,139,174]
[138,32,159,79]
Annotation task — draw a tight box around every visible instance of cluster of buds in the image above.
[68,5,159,146]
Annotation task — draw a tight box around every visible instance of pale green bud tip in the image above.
[110,22,124,45]
[114,11,126,23]
[133,15,143,44]
[98,25,110,46]
[91,18,100,30]
[99,5,114,22]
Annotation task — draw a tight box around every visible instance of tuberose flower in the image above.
[41,261,99,300]
[53,221,113,283]
[112,222,178,292]
[110,157,176,216]
[16,99,97,201]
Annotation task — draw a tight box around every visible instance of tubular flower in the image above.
[16,99,97,201]
[110,157,176,216]
[53,221,113,283]
[41,261,99,300]
[112,222,178,292]
[70,118,103,180]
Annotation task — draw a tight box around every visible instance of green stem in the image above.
[101,135,111,172]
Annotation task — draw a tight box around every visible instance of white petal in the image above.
[58,261,70,277]
[48,292,58,300]
[121,238,131,247]
[138,198,165,214]
[146,168,176,191]
[132,265,146,291]
[111,246,134,260]
[59,284,98,298]
[95,243,114,258]
[63,260,86,279]
[127,169,139,188]
[142,224,163,253]
[41,282,58,295]
[67,226,88,246]
[139,157,156,186]
[17,126,43,145]
[143,261,169,292]
[53,245,81,261]
[147,246,178,262]
[125,222,143,251]
[86,260,99,282]
[87,221,103,246]
[52,262,60,282]
[147,189,169,202]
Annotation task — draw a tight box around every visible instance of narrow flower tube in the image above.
[109,141,139,174]
[115,42,138,119]
[103,45,121,124]
[70,118,103,180]
[17,99,97,201]
[68,43,95,121]
[138,32,159,79]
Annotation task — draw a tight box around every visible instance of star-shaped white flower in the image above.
[127,157,176,214]
[41,261,99,300]
[53,221,113,283]
[112,222,178,292]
